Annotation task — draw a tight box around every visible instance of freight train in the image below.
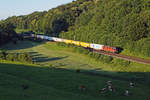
[27,34,120,53]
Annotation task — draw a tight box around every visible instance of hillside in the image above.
[1,62,150,100]
[3,0,95,35]
[0,40,150,100]
[2,40,150,72]
[60,0,150,58]
[1,0,150,99]
[1,0,150,59]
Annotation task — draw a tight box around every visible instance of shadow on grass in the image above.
[34,56,68,62]
[0,63,150,100]
[0,40,46,51]
[0,63,150,85]
[29,51,68,63]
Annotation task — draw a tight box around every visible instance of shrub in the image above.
[0,51,7,60]
[113,58,131,67]
[100,55,114,63]
[6,53,16,61]
[0,51,32,63]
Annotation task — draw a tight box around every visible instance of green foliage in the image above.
[60,0,150,58]
[4,0,94,36]
[0,51,32,63]
[113,58,131,67]
[100,55,114,63]
[3,0,150,58]
[0,51,7,60]
[135,38,150,57]
[0,22,17,45]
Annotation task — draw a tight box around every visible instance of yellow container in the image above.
[64,39,72,44]
[80,42,90,48]
[72,40,80,46]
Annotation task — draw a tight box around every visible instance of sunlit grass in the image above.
[0,40,150,99]
[1,40,150,82]
[1,40,150,73]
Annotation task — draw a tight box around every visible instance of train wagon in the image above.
[72,40,80,46]
[37,35,40,38]
[64,39,72,44]
[37,35,44,39]
[52,37,65,42]
[102,46,117,53]
[51,37,58,41]
[90,44,104,50]
[80,42,90,48]
[31,34,35,37]
[43,36,49,40]
[60,39,66,42]
[47,36,53,41]
[29,34,120,53]
[34,34,37,38]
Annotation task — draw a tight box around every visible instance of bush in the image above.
[73,47,89,54]
[0,51,7,60]
[24,53,33,63]
[113,58,131,67]
[6,53,17,61]
[88,52,100,60]
[99,55,114,63]
[0,51,32,63]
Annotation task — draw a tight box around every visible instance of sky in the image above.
[0,0,74,20]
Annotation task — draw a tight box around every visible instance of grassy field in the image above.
[1,40,150,72]
[0,62,150,100]
[0,40,150,100]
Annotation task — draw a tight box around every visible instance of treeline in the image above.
[0,22,18,45]
[3,0,95,36]
[2,0,150,57]
[61,0,150,57]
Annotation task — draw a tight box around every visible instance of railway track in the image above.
[93,49,150,65]
[26,35,150,65]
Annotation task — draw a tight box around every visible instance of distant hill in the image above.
[2,0,150,57]
[4,0,94,36]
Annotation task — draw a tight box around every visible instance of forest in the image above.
[0,22,17,46]
[0,0,150,57]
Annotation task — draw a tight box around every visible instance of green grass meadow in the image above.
[0,40,150,100]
